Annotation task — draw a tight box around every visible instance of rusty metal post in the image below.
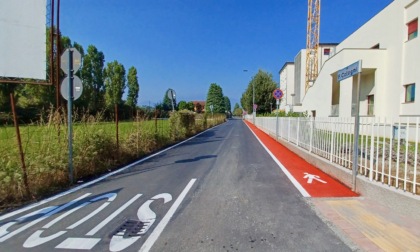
[155,109,158,134]
[56,0,61,109]
[10,93,31,198]
[115,104,119,153]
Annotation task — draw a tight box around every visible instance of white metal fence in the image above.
[245,115,420,195]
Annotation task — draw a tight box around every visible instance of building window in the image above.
[407,19,418,40]
[323,48,330,55]
[367,95,374,116]
[405,84,415,102]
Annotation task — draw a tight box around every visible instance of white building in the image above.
[278,62,294,112]
[280,0,419,118]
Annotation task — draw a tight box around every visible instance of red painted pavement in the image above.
[245,121,358,198]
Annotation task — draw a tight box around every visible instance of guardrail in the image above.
[245,115,419,195]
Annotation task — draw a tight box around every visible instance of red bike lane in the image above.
[245,121,358,198]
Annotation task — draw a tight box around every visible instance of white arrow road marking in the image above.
[303,173,327,184]
[23,193,117,248]
[139,178,197,252]
[109,193,172,252]
[0,193,91,243]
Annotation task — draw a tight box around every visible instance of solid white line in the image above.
[139,178,197,252]
[244,122,311,197]
[0,125,221,221]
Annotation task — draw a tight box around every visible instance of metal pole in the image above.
[115,103,119,153]
[10,93,31,198]
[56,0,61,109]
[352,70,362,191]
[170,90,175,112]
[68,49,74,184]
[276,99,279,139]
[252,82,255,124]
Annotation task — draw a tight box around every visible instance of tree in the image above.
[224,96,231,113]
[205,83,225,113]
[177,100,188,110]
[233,103,243,116]
[240,70,277,114]
[187,101,195,111]
[104,60,126,108]
[162,90,176,111]
[126,66,139,108]
[80,45,105,113]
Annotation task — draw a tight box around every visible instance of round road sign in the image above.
[273,88,284,99]
[60,76,83,101]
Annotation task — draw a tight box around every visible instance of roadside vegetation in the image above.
[0,110,226,211]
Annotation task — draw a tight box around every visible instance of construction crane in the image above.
[305,0,321,93]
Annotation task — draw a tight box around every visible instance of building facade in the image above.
[280,0,419,118]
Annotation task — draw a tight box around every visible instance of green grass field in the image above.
[0,113,225,208]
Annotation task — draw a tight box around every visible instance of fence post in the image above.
[369,118,374,181]
[297,118,300,147]
[115,103,119,156]
[10,93,31,198]
[309,117,314,153]
[413,117,419,194]
[330,118,335,162]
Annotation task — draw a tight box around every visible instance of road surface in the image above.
[0,119,352,251]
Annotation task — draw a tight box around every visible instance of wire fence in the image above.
[245,115,420,195]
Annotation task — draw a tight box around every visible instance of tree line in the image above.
[0,28,140,123]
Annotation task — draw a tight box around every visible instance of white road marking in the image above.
[55,237,101,250]
[109,193,173,252]
[86,194,142,236]
[67,202,110,229]
[139,178,197,252]
[23,193,117,248]
[0,206,57,238]
[0,126,220,222]
[303,173,327,184]
[0,193,91,242]
[23,230,67,248]
[244,123,311,197]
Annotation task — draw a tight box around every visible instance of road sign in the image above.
[61,48,82,74]
[337,60,361,82]
[273,88,284,99]
[253,104,258,110]
[60,76,83,101]
[166,89,176,100]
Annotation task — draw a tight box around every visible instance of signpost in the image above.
[273,88,284,139]
[166,88,176,111]
[338,60,362,191]
[60,48,83,184]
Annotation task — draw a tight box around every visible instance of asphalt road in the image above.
[0,119,352,252]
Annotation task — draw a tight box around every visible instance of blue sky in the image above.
[60,0,393,108]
